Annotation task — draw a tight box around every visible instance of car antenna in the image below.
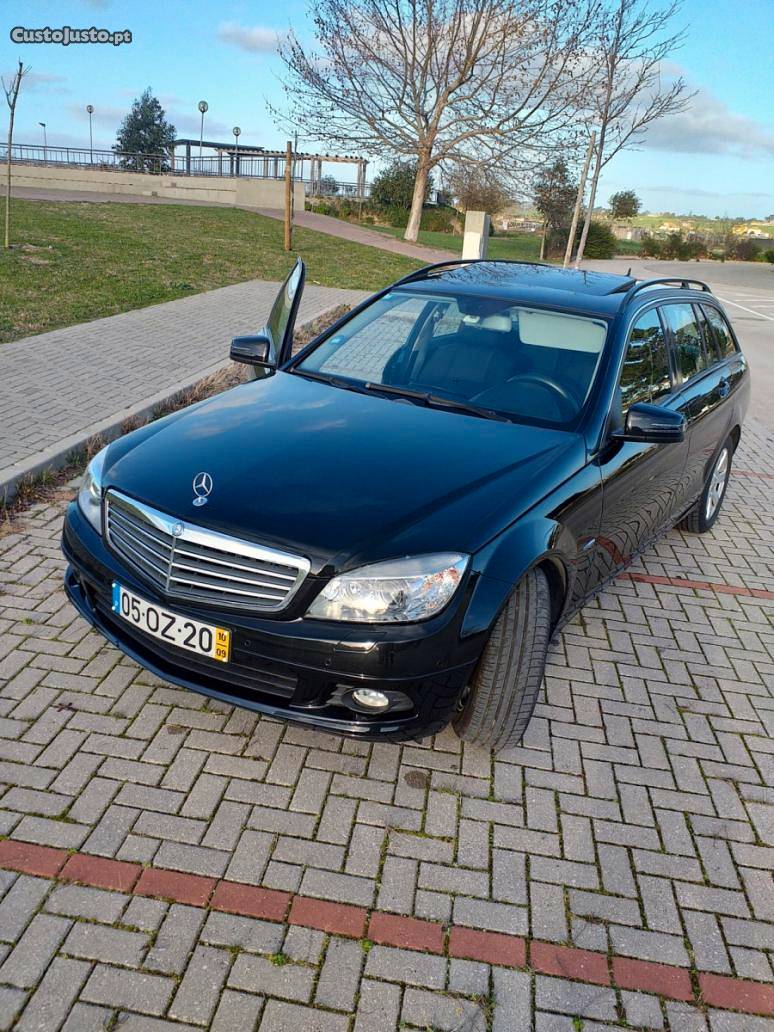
[627,267,632,276]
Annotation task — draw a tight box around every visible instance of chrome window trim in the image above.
[105,489,311,613]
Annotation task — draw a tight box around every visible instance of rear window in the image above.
[703,305,737,360]
[620,309,672,413]
[662,304,710,383]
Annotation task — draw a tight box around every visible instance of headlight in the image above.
[77,446,108,533]
[307,553,469,623]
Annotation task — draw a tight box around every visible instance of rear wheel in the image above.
[678,438,733,534]
[454,567,551,753]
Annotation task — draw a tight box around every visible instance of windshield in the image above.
[296,290,608,428]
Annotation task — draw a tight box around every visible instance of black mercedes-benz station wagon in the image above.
[62,260,749,751]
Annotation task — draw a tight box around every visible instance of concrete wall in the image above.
[9,162,305,210]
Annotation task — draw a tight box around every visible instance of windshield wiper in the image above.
[363,382,510,422]
[291,369,368,394]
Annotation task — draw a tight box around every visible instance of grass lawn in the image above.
[0,199,422,343]
[373,225,543,261]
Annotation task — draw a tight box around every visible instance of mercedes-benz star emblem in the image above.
[192,472,213,507]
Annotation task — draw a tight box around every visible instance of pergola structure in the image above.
[170,138,369,196]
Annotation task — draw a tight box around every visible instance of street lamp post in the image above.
[197,100,208,168]
[39,122,47,163]
[86,105,94,162]
[232,126,241,177]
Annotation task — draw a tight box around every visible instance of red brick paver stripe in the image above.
[368,912,444,954]
[621,571,774,601]
[736,469,774,480]
[448,927,527,968]
[134,866,217,908]
[0,839,67,879]
[3,843,774,1017]
[699,974,774,1017]
[211,880,291,923]
[530,941,610,986]
[612,957,693,1002]
[61,853,141,893]
[288,896,368,939]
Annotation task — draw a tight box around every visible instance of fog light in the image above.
[351,688,390,710]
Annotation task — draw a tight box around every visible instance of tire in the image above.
[454,567,551,753]
[678,437,733,534]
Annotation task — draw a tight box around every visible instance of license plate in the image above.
[112,582,231,663]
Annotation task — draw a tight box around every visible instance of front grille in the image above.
[105,490,310,612]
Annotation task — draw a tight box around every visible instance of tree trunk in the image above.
[564,130,596,268]
[4,104,14,250]
[404,159,430,243]
[577,141,606,270]
[539,219,547,260]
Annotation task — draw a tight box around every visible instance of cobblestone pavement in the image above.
[0,420,773,1031]
[0,280,366,495]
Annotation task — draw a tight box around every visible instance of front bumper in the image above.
[62,503,483,741]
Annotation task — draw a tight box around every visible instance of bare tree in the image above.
[447,163,510,214]
[573,0,692,266]
[275,0,598,242]
[2,60,28,250]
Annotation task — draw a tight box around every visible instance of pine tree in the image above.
[114,88,176,172]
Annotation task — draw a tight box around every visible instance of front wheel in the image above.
[454,567,551,753]
[678,439,733,534]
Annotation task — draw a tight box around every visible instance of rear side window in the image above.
[703,305,737,359]
[619,309,672,413]
[663,304,709,383]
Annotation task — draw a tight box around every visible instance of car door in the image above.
[592,304,690,584]
[661,301,732,509]
[701,302,748,405]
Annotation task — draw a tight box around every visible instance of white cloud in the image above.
[168,111,228,137]
[217,21,282,54]
[1,70,69,95]
[68,103,125,128]
[643,86,774,160]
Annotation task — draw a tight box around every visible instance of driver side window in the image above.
[619,309,672,417]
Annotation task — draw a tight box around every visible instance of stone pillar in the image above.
[462,210,490,259]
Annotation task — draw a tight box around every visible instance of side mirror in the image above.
[613,402,686,444]
[230,329,276,369]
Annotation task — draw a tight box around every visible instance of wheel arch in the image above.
[461,516,574,639]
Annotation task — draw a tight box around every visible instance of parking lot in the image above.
[0,257,773,1030]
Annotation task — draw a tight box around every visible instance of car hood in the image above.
[104,372,586,572]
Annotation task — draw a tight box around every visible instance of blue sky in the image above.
[2,0,773,218]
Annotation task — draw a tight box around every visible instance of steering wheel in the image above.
[501,373,578,420]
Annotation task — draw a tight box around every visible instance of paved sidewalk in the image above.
[0,280,366,499]
[254,208,457,263]
[0,420,773,1029]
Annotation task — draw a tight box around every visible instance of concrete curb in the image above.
[0,305,342,504]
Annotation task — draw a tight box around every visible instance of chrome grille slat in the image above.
[174,543,297,581]
[109,519,173,567]
[171,549,295,585]
[169,577,285,601]
[105,490,310,612]
[109,509,174,553]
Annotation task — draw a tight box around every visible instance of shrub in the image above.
[371,160,432,209]
[641,232,661,258]
[420,206,459,233]
[765,249,774,264]
[579,220,616,259]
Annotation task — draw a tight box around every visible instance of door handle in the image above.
[718,378,730,398]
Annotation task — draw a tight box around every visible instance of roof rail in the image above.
[392,257,550,287]
[614,277,712,300]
